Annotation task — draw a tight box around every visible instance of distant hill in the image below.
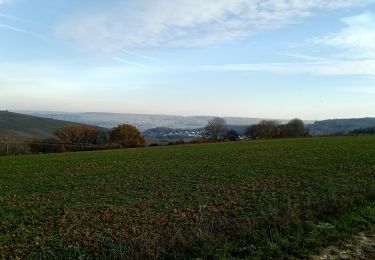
[0,111,104,139]
[19,111,290,131]
[6,110,375,138]
[308,118,375,135]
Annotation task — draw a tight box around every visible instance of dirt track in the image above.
[312,229,375,259]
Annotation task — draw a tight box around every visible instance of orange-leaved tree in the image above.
[54,125,99,146]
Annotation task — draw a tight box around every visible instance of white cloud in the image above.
[200,10,375,77]
[0,0,12,5]
[344,86,375,94]
[313,12,375,58]
[202,59,375,76]
[58,0,375,51]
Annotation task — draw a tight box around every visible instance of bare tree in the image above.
[205,117,228,141]
[246,125,259,139]
[257,120,280,139]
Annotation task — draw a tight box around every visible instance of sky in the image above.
[1,0,375,120]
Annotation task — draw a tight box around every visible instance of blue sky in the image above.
[1,0,375,120]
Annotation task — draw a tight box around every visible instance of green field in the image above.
[1,136,375,258]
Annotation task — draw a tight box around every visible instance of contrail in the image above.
[113,57,165,71]
[0,12,50,28]
[0,13,21,20]
[121,49,159,61]
[277,53,325,61]
[0,23,47,40]
[113,57,151,68]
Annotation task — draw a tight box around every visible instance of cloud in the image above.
[201,10,375,77]
[202,59,375,76]
[58,0,375,51]
[344,86,375,94]
[0,0,12,5]
[313,12,375,58]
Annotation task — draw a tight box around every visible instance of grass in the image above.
[1,136,375,258]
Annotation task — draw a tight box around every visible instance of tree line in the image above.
[246,119,309,139]
[204,117,309,141]
[348,127,375,135]
[30,124,145,153]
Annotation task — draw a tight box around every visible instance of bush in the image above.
[29,138,65,154]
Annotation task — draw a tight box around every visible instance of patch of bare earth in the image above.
[311,229,375,259]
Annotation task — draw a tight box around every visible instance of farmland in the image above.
[1,136,375,258]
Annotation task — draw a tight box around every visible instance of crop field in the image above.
[1,136,375,258]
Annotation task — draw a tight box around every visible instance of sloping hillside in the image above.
[0,111,102,139]
[308,118,375,135]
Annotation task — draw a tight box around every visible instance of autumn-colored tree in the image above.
[110,124,145,148]
[54,125,99,146]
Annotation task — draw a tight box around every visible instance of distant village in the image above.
[143,127,204,139]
